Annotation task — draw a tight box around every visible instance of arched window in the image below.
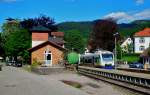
[139,46,145,51]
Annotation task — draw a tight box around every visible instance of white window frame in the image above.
[139,37,145,43]
[139,46,145,51]
[44,50,52,66]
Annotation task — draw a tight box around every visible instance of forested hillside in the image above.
[58,21,93,39]
[118,20,150,37]
[58,20,150,39]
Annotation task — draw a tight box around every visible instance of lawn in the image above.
[121,54,139,63]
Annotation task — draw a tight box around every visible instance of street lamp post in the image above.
[113,32,119,69]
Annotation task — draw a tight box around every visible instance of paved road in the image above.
[0,66,88,95]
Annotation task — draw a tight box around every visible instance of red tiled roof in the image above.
[51,32,64,37]
[134,28,150,37]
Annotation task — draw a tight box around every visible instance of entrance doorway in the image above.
[44,51,52,66]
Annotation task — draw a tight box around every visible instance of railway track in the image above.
[78,66,150,95]
[117,67,150,74]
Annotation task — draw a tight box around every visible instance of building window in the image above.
[139,37,145,43]
[139,46,145,51]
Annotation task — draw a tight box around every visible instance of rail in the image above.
[78,66,150,94]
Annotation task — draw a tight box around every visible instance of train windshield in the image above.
[102,54,113,61]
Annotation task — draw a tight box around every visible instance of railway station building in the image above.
[28,25,66,66]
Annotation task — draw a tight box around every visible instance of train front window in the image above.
[102,54,113,61]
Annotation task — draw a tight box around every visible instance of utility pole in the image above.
[115,37,117,69]
[113,32,119,69]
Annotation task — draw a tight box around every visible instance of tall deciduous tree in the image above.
[1,19,20,43]
[1,19,31,63]
[0,33,4,57]
[4,28,31,62]
[116,42,122,59]
[1,19,20,56]
[64,30,85,53]
[20,15,57,31]
[88,19,118,52]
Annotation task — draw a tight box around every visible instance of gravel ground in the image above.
[0,65,143,95]
[0,66,88,95]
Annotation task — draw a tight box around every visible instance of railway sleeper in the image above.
[78,68,150,88]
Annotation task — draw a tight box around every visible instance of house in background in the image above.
[28,26,66,66]
[121,37,133,53]
[134,28,150,53]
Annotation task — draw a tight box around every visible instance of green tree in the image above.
[116,43,122,59]
[89,19,118,52]
[1,19,20,56]
[64,30,85,53]
[1,19,20,41]
[20,15,57,31]
[4,28,31,63]
[127,43,133,53]
[1,19,31,63]
[0,33,4,57]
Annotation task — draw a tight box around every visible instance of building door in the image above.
[44,51,52,66]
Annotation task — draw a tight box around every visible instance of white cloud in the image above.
[135,0,144,5]
[65,0,76,2]
[134,9,150,19]
[103,9,150,23]
[104,12,133,21]
[70,0,76,2]
[0,0,18,3]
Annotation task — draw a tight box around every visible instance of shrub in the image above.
[123,53,140,57]
[31,58,41,69]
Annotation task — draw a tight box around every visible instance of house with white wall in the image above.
[134,28,150,53]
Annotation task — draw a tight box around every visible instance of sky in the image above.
[0,0,150,26]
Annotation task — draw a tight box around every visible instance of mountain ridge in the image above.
[58,20,150,38]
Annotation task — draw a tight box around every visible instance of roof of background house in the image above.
[134,28,150,37]
[30,25,51,31]
[28,41,67,52]
[51,32,64,37]
[121,37,132,47]
[49,37,65,44]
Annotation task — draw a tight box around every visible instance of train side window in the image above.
[88,59,92,63]
[95,57,99,63]
[84,58,92,63]
[85,59,89,63]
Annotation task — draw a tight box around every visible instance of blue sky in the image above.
[0,0,150,26]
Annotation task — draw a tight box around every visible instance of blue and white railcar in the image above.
[80,50,114,68]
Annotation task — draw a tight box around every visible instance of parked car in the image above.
[6,62,10,66]
[6,61,14,66]
[12,61,22,67]
[15,62,22,67]
[129,62,144,69]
